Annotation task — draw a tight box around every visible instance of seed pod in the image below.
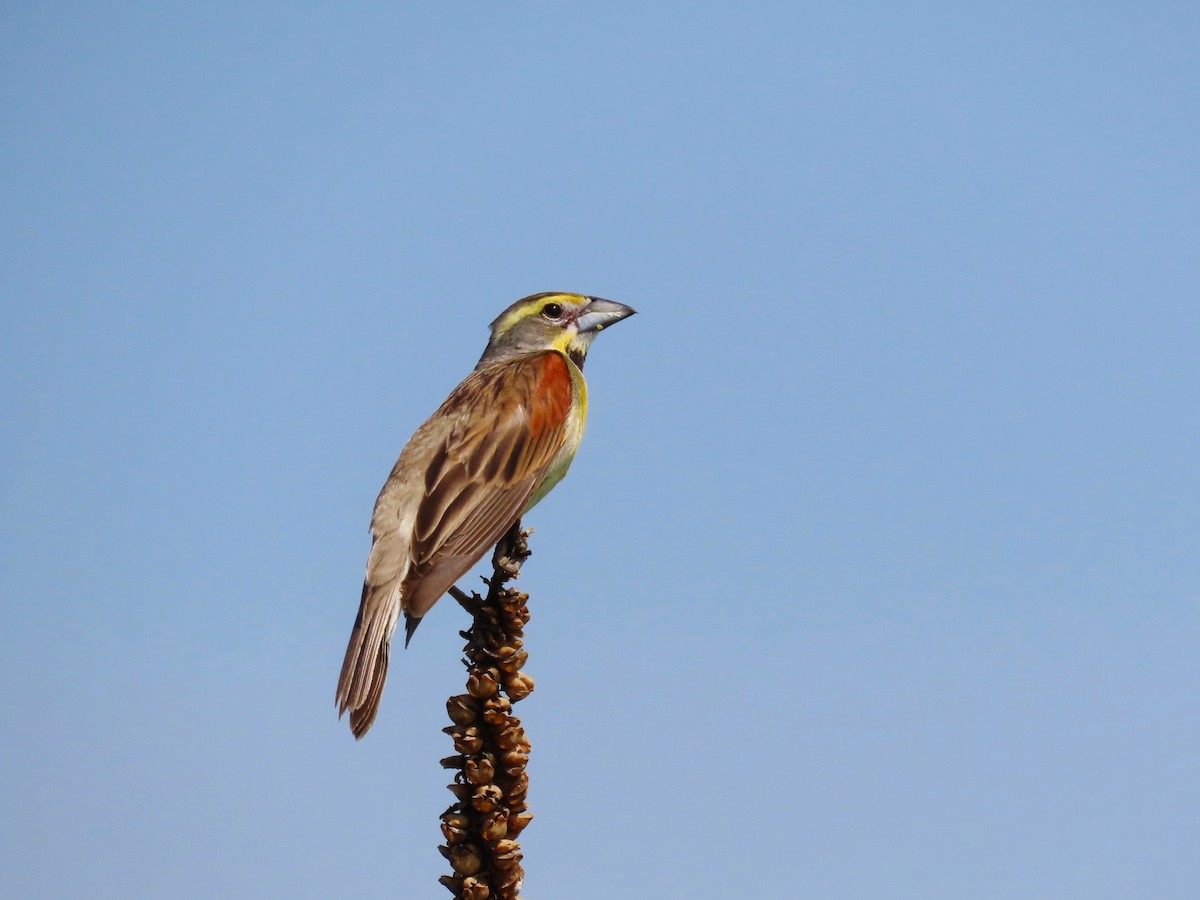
[504,672,535,701]
[499,748,528,774]
[506,773,529,804]
[448,842,485,876]
[466,669,500,700]
[495,869,522,900]
[440,811,470,845]
[471,784,503,812]
[507,810,534,835]
[483,695,512,715]
[503,650,530,675]
[493,723,525,751]
[464,756,495,785]
[461,876,490,900]
[453,726,485,755]
[489,839,523,871]
[447,695,479,726]
[480,810,508,841]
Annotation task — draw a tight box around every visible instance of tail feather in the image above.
[336,583,399,738]
[404,612,422,647]
[346,641,388,738]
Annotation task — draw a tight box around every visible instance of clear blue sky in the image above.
[2,4,1198,898]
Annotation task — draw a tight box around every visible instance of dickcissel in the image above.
[336,292,635,737]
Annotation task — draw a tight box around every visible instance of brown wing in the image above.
[400,350,574,617]
[337,350,574,737]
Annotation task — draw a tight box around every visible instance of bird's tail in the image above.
[336,583,399,738]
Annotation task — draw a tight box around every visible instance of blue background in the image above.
[3,4,1197,897]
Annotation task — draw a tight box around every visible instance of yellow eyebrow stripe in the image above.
[490,293,586,337]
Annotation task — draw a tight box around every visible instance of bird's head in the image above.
[479,292,637,370]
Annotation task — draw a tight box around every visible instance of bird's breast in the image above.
[523,357,588,512]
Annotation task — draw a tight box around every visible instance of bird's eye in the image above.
[542,302,563,319]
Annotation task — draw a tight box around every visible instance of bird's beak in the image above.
[575,297,637,334]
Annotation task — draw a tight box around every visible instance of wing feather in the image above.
[402,351,574,611]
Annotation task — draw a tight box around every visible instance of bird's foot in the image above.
[491,522,533,582]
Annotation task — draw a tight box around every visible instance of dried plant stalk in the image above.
[438,521,535,900]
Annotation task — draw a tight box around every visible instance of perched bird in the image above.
[336,292,636,737]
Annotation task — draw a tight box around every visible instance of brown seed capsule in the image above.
[492,645,526,673]
[440,811,470,845]
[447,781,472,802]
[483,694,512,714]
[480,810,508,841]
[507,810,534,834]
[461,876,490,900]
[495,869,522,900]
[483,717,514,736]
[504,672,535,701]
[481,712,509,731]
[441,806,469,822]
[466,669,500,700]
[447,695,479,726]
[453,726,485,755]
[493,723,525,751]
[438,873,459,893]
[471,783,503,812]
[489,839,523,870]
[506,773,529,804]
[499,748,528,774]
[440,754,466,770]
[464,756,495,785]
[448,842,485,876]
